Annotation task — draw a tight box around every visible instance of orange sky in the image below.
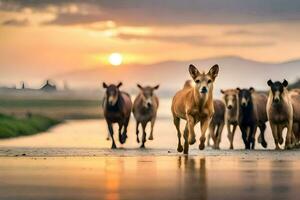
[1,1,300,85]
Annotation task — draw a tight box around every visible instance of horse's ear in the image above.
[208,64,219,80]
[283,79,288,87]
[103,82,108,88]
[220,89,225,94]
[153,84,159,90]
[117,82,122,88]
[236,87,240,92]
[267,79,273,87]
[249,87,255,93]
[189,64,199,80]
[137,84,143,90]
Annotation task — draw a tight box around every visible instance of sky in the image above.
[1,0,300,86]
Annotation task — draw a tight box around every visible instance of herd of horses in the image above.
[102,64,300,154]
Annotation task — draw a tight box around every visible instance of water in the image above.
[0,99,299,200]
[0,156,299,200]
[0,98,279,150]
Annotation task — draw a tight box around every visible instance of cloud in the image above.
[116,33,275,47]
[1,0,300,26]
[43,13,109,25]
[2,18,29,26]
[224,29,273,36]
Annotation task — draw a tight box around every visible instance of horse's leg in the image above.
[140,122,147,148]
[149,115,156,140]
[258,123,267,148]
[118,122,124,144]
[107,122,116,149]
[207,133,211,147]
[240,125,248,149]
[208,123,216,149]
[183,124,189,154]
[270,123,280,150]
[199,117,211,150]
[216,122,224,149]
[250,125,257,150]
[186,114,196,145]
[285,120,294,149]
[121,116,130,144]
[136,121,140,143]
[227,123,233,149]
[173,116,183,152]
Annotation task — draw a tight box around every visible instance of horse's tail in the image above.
[183,80,194,89]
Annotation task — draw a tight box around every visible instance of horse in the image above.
[290,89,300,146]
[171,64,219,154]
[207,99,225,149]
[133,84,159,148]
[102,82,132,149]
[237,87,268,149]
[221,89,239,149]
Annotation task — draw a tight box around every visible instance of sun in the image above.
[109,53,123,66]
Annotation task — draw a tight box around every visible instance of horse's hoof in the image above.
[229,145,234,150]
[275,146,281,150]
[183,149,189,154]
[111,144,117,149]
[140,144,145,149]
[279,137,284,145]
[199,142,205,150]
[177,145,183,152]
[148,136,154,140]
[188,137,196,145]
[286,144,294,150]
[262,141,268,148]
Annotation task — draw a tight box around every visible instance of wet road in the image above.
[0,156,300,200]
[0,99,299,199]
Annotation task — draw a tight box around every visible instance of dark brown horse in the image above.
[102,82,132,149]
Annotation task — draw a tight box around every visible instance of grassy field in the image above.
[0,89,103,120]
[0,114,61,138]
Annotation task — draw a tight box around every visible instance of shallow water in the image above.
[0,98,283,150]
[0,99,299,199]
[0,156,300,200]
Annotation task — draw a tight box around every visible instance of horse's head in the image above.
[103,82,122,106]
[267,79,288,104]
[137,84,159,108]
[221,89,239,110]
[189,64,219,94]
[237,87,254,108]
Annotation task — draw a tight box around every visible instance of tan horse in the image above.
[267,80,294,149]
[289,89,300,146]
[171,64,219,154]
[221,89,239,149]
[133,84,159,148]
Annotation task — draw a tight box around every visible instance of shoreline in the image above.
[0,147,300,160]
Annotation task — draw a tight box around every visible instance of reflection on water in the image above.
[0,156,300,200]
[178,156,207,200]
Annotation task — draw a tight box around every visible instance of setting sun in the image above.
[109,53,123,66]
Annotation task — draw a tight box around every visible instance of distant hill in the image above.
[289,79,300,89]
[53,56,300,97]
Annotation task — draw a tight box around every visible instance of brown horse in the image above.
[221,89,239,149]
[102,82,132,149]
[267,80,294,149]
[207,99,225,149]
[171,64,219,154]
[133,84,159,148]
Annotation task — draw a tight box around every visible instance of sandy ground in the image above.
[0,115,300,199]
